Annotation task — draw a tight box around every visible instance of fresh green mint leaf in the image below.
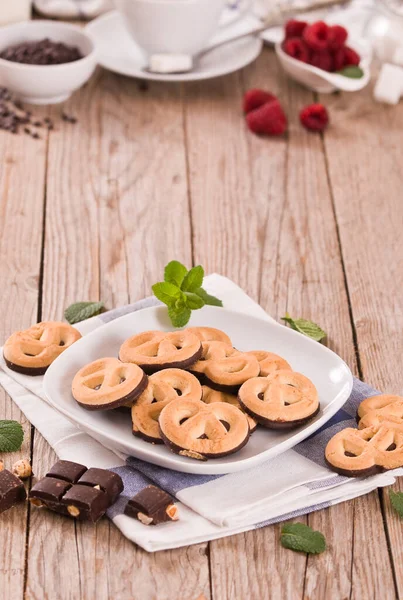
[152,282,183,307]
[282,312,326,342]
[184,292,205,310]
[168,306,192,328]
[64,301,104,325]
[281,523,326,554]
[195,288,223,307]
[0,420,24,452]
[336,66,364,79]
[181,265,204,293]
[390,490,403,518]
[164,261,188,288]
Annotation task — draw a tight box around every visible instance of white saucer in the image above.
[85,10,263,82]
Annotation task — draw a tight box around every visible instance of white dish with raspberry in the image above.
[43,306,353,475]
[276,37,372,93]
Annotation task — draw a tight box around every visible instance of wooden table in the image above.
[0,46,402,600]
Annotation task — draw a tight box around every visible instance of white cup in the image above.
[114,0,227,56]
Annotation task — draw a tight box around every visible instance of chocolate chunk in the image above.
[61,485,109,522]
[124,485,178,525]
[0,470,27,514]
[78,468,123,504]
[30,477,71,503]
[46,460,87,483]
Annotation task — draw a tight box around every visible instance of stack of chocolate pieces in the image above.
[29,460,123,523]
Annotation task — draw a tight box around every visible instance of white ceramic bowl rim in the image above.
[0,21,96,71]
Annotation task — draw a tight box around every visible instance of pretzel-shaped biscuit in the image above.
[186,327,231,345]
[119,330,202,374]
[159,397,250,460]
[325,421,403,477]
[4,321,81,375]
[190,341,260,393]
[132,369,202,443]
[357,395,403,429]
[72,358,148,410]
[246,351,292,377]
[202,386,258,433]
[238,370,319,429]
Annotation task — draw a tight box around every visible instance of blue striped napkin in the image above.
[0,275,400,552]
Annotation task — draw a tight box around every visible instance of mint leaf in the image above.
[152,282,183,306]
[336,66,364,79]
[184,292,205,310]
[164,261,188,288]
[390,490,403,518]
[181,265,204,292]
[168,306,191,328]
[0,420,24,452]
[195,288,223,307]
[281,523,326,554]
[282,313,326,342]
[65,301,104,325]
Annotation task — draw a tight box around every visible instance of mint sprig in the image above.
[281,523,326,554]
[390,490,403,518]
[281,312,326,342]
[65,301,105,324]
[0,420,24,452]
[152,261,223,327]
[336,66,364,79]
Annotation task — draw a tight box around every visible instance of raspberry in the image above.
[310,50,333,72]
[300,103,329,132]
[246,100,287,136]
[243,89,278,114]
[285,19,308,39]
[333,47,346,71]
[328,25,348,50]
[303,21,330,52]
[283,38,310,63]
[343,46,360,66]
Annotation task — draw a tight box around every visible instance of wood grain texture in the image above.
[25,69,209,600]
[321,79,403,599]
[0,123,47,600]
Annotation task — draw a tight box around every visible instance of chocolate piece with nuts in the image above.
[0,469,27,514]
[78,468,123,504]
[29,461,123,522]
[124,485,179,525]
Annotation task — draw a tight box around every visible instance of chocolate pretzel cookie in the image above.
[246,351,292,377]
[325,421,403,477]
[357,394,403,429]
[72,357,147,410]
[202,385,258,433]
[119,330,202,374]
[159,397,250,460]
[186,327,231,345]
[238,370,319,429]
[3,321,81,375]
[132,369,202,443]
[190,341,260,394]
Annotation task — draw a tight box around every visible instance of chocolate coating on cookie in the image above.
[72,358,148,410]
[4,321,81,375]
[132,369,202,444]
[159,397,250,459]
[119,330,202,374]
[238,370,319,429]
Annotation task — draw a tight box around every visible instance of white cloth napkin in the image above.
[0,275,400,552]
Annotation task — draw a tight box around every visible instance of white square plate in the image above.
[43,306,353,474]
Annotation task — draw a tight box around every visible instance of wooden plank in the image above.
[322,82,403,598]
[25,69,210,600]
[0,119,47,600]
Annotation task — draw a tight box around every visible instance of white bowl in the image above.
[0,21,97,104]
[275,38,372,93]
